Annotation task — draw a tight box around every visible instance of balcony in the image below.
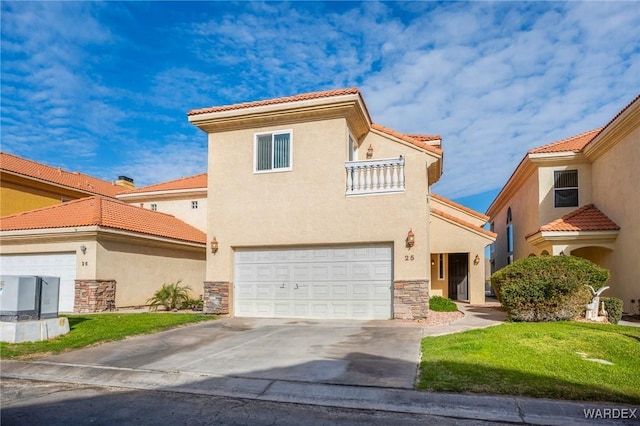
[345,156,405,196]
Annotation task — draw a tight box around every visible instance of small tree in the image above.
[147,280,192,311]
[491,256,610,322]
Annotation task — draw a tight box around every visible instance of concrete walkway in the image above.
[2,305,638,425]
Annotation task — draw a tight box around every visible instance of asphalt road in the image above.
[1,378,505,426]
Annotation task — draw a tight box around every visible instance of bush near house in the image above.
[147,280,193,311]
[429,296,458,312]
[602,297,623,324]
[491,256,609,322]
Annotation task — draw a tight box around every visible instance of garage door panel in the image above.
[234,245,392,320]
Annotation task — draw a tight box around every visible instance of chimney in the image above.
[115,175,135,189]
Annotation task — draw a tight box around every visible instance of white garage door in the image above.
[0,253,76,312]
[234,245,392,320]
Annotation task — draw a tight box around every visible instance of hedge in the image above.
[491,255,610,322]
[429,296,458,312]
[602,297,623,324]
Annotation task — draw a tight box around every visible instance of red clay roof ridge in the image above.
[528,128,602,154]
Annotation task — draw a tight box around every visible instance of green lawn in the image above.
[418,321,640,404]
[0,313,216,359]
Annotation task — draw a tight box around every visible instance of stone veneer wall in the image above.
[74,280,116,313]
[393,280,429,320]
[203,281,230,314]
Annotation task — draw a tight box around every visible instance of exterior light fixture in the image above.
[210,237,219,254]
[406,229,415,248]
[80,244,87,255]
[366,144,374,159]
[474,254,480,265]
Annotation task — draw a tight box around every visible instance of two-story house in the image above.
[487,95,639,312]
[189,88,495,320]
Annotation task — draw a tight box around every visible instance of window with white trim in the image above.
[150,203,157,211]
[554,170,578,208]
[254,130,292,172]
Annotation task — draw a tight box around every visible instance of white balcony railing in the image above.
[345,156,405,196]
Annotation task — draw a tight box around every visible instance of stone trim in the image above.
[74,280,116,313]
[203,281,230,314]
[393,279,429,320]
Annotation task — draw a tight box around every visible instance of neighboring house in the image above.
[0,151,132,216]
[0,196,206,312]
[188,88,495,320]
[486,95,639,312]
[116,173,207,231]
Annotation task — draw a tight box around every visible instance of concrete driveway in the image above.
[42,317,423,389]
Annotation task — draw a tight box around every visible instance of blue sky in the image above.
[1,1,639,213]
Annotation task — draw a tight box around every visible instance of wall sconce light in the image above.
[474,254,480,265]
[366,144,374,159]
[406,229,415,248]
[80,244,87,255]
[210,237,219,254]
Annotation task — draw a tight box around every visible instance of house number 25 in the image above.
[404,255,414,261]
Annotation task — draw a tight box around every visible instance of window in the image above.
[150,203,157,211]
[554,170,578,208]
[254,131,292,172]
[191,201,198,209]
[438,254,445,280]
[506,207,514,260]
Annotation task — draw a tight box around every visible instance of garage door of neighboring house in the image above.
[0,253,76,312]
[234,245,392,320]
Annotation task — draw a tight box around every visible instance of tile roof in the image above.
[371,124,443,155]
[123,173,207,194]
[431,208,497,239]
[0,196,206,244]
[188,88,363,116]
[528,128,602,154]
[529,204,620,236]
[431,193,490,221]
[406,134,442,142]
[1,152,123,198]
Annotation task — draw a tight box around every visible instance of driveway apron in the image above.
[41,318,423,389]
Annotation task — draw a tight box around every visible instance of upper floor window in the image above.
[150,203,157,211]
[554,170,578,208]
[254,130,292,173]
[191,201,198,209]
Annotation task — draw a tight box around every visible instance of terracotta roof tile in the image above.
[528,128,602,154]
[123,173,207,194]
[431,193,490,221]
[530,204,620,235]
[431,208,497,239]
[188,88,362,116]
[1,152,123,198]
[371,124,443,156]
[406,134,442,142]
[0,196,206,244]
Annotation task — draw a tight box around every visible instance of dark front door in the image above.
[448,253,468,300]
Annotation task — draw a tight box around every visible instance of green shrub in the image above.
[147,280,192,311]
[184,296,204,311]
[429,296,458,312]
[491,256,610,322]
[602,297,623,324]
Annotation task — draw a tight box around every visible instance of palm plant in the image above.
[147,280,192,311]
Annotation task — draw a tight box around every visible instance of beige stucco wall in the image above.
[430,215,492,305]
[135,196,207,232]
[431,197,487,227]
[207,118,434,294]
[96,238,206,307]
[590,124,640,312]
[492,168,540,270]
[537,162,592,226]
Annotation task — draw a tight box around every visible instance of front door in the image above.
[448,253,468,301]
